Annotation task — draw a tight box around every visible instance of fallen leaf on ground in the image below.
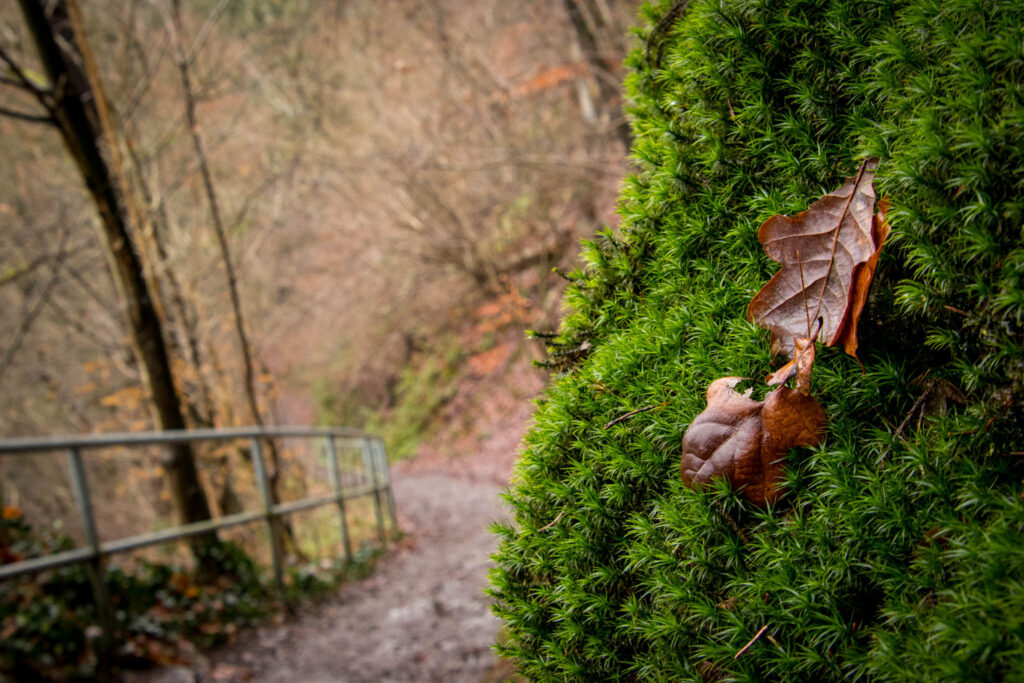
[833,199,892,360]
[681,377,825,505]
[748,160,879,357]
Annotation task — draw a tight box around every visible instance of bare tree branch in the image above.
[0,105,53,124]
[167,0,263,430]
[0,43,55,118]
[0,230,68,384]
[0,73,33,89]
[229,158,300,232]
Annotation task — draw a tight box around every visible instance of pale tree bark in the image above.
[15,0,220,568]
[562,0,632,149]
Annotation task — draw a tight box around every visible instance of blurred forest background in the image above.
[0,0,638,547]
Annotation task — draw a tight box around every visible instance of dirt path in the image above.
[142,472,509,683]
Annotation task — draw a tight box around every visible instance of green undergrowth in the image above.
[314,334,467,461]
[490,0,1024,680]
[0,512,381,681]
[368,347,464,461]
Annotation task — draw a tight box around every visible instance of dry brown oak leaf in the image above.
[747,159,879,358]
[833,199,891,360]
[681,377,825,506]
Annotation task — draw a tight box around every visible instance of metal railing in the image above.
[0,426,398,604]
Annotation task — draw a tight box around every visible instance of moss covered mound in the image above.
[489,0,1024,679]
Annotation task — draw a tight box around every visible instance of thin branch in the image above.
[734,625,769,659]
[0,46,48,93]
[537,509,566,532]
[149,101,250,215]
[893,376,935,440]
[229,158,300,231]
[0,105,53,124]
[117,22,167,127]
[167,0,262,428]
[46,296,123,352]
[644,0,691,70]
[1,254,53,289]
[0,240,91,288]
[166,0,303,558]
[0,44,55,117]
[604,402,665,429]
[714,499,749,545]
[0,231,69,384]
[0,73,33,89]
[186,0,231,64]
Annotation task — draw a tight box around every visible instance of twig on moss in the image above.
[734,625,768,659]
[953,415,998,437]
[713,500,749,545]
[892,372,934,442]
[537,509,565,533]
[604,402,666,429]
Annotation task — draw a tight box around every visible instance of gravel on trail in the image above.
[137,471,511,683]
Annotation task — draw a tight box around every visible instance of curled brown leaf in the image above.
[833,199,892,360]
[681,377,825,506]
[747,160,879,357]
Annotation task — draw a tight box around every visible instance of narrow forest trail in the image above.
[139,471,511,683]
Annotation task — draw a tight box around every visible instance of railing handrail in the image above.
[0,425,368,454]
[0,426,399,672]
[0,426,398,589]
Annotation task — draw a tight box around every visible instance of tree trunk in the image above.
[17,0,219,568]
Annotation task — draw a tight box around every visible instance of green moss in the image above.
[490,0,1024,679]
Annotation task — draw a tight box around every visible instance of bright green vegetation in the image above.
[490,0,1024,679]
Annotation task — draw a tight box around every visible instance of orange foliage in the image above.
[509,62,588,98]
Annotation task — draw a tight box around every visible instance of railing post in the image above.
[372,438,399,538]
[250,438,286,604]
[325,436,352,565]
[360,438,386,545]
[66,448,115,678]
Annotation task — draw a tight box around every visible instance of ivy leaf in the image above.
[681,376,825,506]
[747,159,879,358]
